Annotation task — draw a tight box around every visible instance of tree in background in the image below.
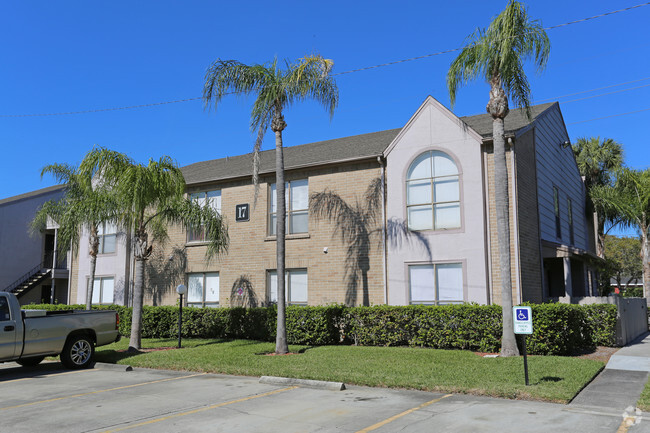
[80,148,229,351]
[572,137,623,257]
[447,0,550,357]
[592,168,650,299]
[203,55,338,354]
[32,150,128,309]
[602,235,642,295]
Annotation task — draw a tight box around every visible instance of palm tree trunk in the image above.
[488,76,519,357]
[273,112,289,355]
[642,227,650,301]
[86,226,100,310]
[129,257,145,351]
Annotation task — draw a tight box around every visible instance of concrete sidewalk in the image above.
[571,332,650,410]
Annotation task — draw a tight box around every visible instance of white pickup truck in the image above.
[0,292,120,369]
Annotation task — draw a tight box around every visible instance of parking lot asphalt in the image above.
[0,361,648,433]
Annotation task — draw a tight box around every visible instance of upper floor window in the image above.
[269,180,308,235]
[553,187,561,239]
[98,222,117,254]
[406,151,460,231]
[567,198,574,245]
[187,272,219,307]
[409,263,463,305]
[187,190,221,242]
[268,269,308,305]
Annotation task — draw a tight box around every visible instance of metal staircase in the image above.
[4,263,52,299]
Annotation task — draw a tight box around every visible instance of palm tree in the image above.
[447,0,550,357]
[572,136,624,257]
[591,168,650,300]
[203,55,338,354]
[81,148,229,351]
[32,150,128,309]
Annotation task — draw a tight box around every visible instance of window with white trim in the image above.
[409,263,463,304]
[98,222,117,254]
[187,272,219,307]
[90,276,115,305]
[406,151,460,231]
[268,269,308,305]
[187,190,221,242]
[269,180,308,235]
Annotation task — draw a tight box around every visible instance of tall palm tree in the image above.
[447,0,550,357]
[203,55,338,354]
[81,148,229,351]
[572,136,624,257]
[591,168,650,300]
[32,149,128,309]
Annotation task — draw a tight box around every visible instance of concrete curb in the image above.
[94,362,133,372]
[259,376,345,391]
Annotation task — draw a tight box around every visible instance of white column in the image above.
[563,256,573,298]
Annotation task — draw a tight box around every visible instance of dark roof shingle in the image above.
[181,102,556,185]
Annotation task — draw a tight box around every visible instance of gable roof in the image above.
[181,101,558,186]
[0,184,65,207]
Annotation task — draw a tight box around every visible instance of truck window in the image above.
[0,297,9,321]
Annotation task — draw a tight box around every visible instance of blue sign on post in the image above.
[513,306,533,335]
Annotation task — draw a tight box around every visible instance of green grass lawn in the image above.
[94,338,603,403]
[638,381,650,411]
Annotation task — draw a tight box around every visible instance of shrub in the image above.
[22,300,618,355]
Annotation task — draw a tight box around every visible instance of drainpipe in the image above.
[508,137,522,305]
[378,156,388,305]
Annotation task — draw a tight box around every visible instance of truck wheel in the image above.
[61,335,95,369]
[16,356,45,367]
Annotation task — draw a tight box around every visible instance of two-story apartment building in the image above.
[66,96,598,308]
[0,185,70,304]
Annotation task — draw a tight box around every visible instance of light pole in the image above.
[176,284,187,349]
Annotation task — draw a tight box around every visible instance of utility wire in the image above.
[560,82,650,104]
[536,76,650,103]
[567,107,650,125]
[1,1,649,118]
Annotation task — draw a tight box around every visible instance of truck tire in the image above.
[16,356,45,367]
[60,335,95,369]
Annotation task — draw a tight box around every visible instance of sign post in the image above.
[513,306,533,386]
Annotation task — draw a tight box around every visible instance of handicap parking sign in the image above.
[513,306,533,335]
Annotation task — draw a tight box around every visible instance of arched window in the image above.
[406,151,461,230]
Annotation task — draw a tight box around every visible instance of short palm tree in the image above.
[81,148,229,351]
[32,149,128,309]
[572,136,624,257]
[203,55,338,354]
[591,168,650,299]
[447,0,550,356]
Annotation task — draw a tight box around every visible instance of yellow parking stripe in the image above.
[0,368,98,384]
[355,394,453,433]
[100,386,298,433]
[1,372,206,410]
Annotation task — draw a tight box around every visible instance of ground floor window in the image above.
[90,276,115,305]
[409,263,463,304]
[268,269,308,305]
[187,272,219,307]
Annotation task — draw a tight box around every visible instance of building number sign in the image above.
[236,204,249,222]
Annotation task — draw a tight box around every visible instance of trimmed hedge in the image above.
[23,302,617,355]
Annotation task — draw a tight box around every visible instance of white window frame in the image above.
[408,263,464,305]
[89,276,115,305]
[406,151,461,231]
[187,190,222,243]
[267,269,308,306]
[269,180,309,235]
[98,221,117,254]
[187,272,220,308]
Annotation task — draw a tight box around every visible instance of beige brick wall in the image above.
[145,160,385,307]
[513,129,544,303]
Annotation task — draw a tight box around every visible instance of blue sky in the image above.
[1,0,649,207]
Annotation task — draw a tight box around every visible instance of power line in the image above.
[1,1,649,118]
[560,82,650,104]
[536,76,650,103]
[567,107,650,125]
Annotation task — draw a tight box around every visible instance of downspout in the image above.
[378,156,388,305]
[509,137,522,305]
[50,228,58,304]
